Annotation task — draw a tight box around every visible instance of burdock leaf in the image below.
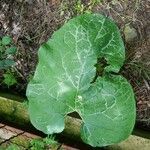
[26,14,135,147]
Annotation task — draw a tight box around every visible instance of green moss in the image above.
[10,136,30,148]
[0,96,30,128]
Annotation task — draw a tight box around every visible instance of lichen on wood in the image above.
[0,95,29,128]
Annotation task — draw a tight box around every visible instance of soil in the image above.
[0,0,150,132]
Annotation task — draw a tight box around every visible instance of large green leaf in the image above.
[26,14,135,147]
[80,75,135,146]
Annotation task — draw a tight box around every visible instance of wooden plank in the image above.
[0,94,150,149]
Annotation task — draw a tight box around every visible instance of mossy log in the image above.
[0,93,82,140]
[0,93,150,149]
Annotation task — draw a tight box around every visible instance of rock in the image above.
[124,24,138,42]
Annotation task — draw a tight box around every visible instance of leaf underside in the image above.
[26,14,136,147]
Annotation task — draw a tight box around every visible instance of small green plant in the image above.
[29,136,60,150]
[0,36,17,69]
[27,14,136,147]
[3,71,17,87]
[75,0,102,14]
[5,144,20,150]
[0,35,17,87]
[75,0,85,14]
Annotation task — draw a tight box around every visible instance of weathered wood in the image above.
[0,94,82,140]
[0,95,30,128]
[0,93,150,149]
[105,135,150,150]
[0,123,40,149]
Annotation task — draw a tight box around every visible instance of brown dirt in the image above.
[0,0,76,93]
[0,0,150,130]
